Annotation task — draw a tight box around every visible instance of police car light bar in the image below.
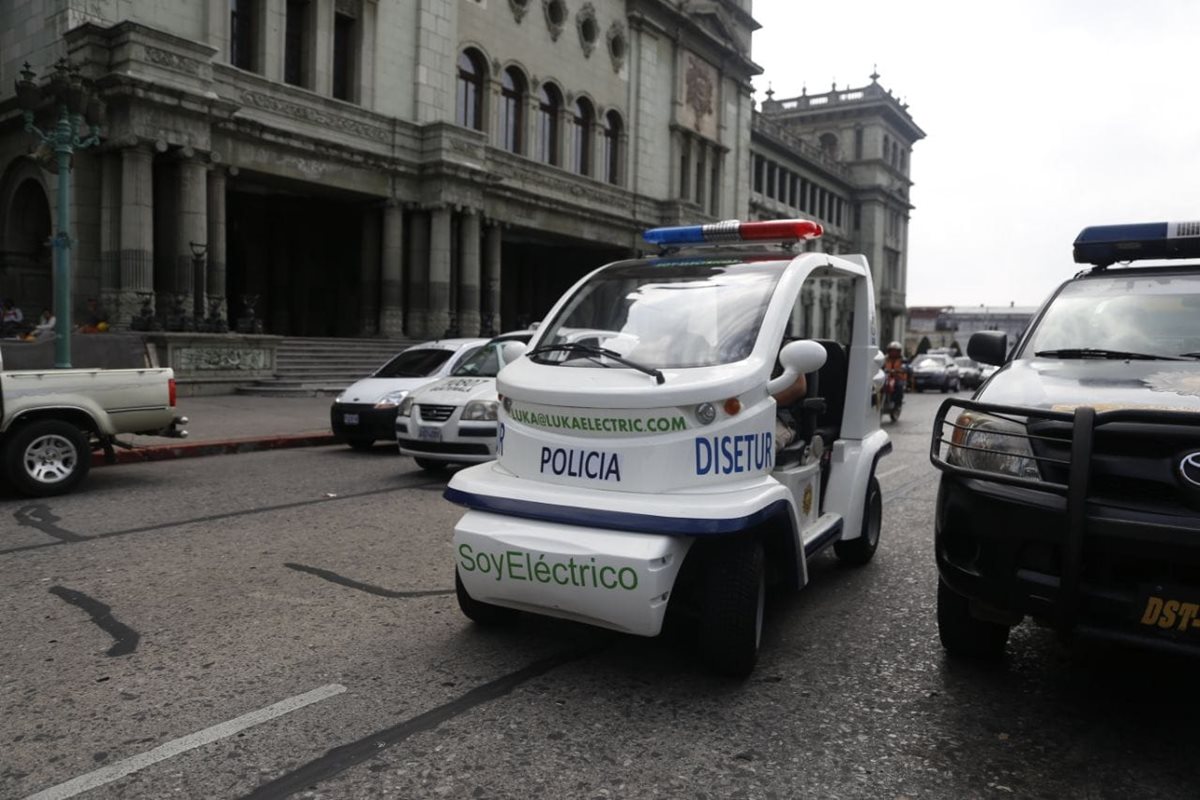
[643,219,824,247]
[1073,221,1200,266]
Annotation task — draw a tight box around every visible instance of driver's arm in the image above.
[772,373,808,408]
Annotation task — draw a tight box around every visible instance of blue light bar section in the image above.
[642,225,707,246]
[1073,221,1200,265]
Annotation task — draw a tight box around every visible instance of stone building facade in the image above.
[0,0,760,341]
[750,74,923,346]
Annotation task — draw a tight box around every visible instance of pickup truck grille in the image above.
[418,404,455,423]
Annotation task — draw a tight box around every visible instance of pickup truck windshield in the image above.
[536,259,787,370]
[1023,274,1200,360]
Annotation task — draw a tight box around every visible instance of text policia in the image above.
[458,544,639,591]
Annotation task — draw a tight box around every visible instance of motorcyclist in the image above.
[883,341,906,404]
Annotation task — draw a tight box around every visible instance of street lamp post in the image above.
[14,60,103,369]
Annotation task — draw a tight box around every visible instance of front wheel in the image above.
[835,474,882,565]
[3,419,92,497]
[936,578,1010,661]
[455,570,519,625]
[697,538,765,678]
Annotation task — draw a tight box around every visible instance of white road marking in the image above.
[876,464,912,481]
[24,683,347,800]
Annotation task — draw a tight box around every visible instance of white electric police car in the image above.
[444,219,891,676]
[932,221,1200,661]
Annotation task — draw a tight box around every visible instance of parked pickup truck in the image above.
[0,359,187,497]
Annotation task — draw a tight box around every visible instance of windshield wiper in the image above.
[528,343,666,384]
[1034,348,1186,361]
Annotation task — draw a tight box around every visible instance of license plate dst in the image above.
[1138,587,1200,635]
[343,413,359,425]
[419,426,442,442]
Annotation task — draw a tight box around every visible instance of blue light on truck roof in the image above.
[1073,220,1200,266]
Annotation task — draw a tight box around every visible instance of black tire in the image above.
[3,419,91,497]
[835,474,882,565]
[937,578,1010,661]
[346,438,375,451]
[414,457,446,473]
[455,570,519,625]
[697,538,765,678]
[888,405,901,422]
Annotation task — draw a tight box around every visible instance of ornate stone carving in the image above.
[543,0,567,41]
[606,21,628,73]
[685,55,715,119]
[239,91,390,143]
[143,46,203,76]
[175,345,270,371]
[576,3,598,58]
[508,0,531,22]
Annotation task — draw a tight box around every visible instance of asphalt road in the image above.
[2,390,1198,799]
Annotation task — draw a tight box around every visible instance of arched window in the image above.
[572,98,594,176]
[602,110,622,185]
[456,49,486,131]
[536,83,562,165]
[499,67,526,154]
[819,132,839,160]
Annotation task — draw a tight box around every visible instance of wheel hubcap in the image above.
[23,434,78,484]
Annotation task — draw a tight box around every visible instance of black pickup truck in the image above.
[930,221,1200,659]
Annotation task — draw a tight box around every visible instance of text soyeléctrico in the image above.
[458,544,638,590]
[508,408,686,434]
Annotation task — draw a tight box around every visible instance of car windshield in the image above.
[955,358,976,369]
[452,339,527,377]
[374,348,452,378]
[536,259,788,370]
[914,356,946,369]
[1023,273,1200,359]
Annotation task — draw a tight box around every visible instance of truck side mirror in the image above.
[768,340,827,395]
[967,331,1008,366]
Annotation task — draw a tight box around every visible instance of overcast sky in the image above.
[749,0,1200,308]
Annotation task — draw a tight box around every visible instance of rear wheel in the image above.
[835,475,882,565]
[414,457,446,473]
[455,570,519,625]
[346,438,375,451]
[3,419,92,497]
[888,404,901,422]
[937,578,1010,661]
[697,538,765,678]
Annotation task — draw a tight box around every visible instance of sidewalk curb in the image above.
[93,432,339,467]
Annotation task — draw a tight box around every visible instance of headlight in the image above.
[333,394,345,404]
[374,390,409,410]
[462,400,498,421]
[947,411,1040,479]
[397,396,414,417]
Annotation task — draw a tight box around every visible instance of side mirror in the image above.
[499,341,527,364]
[768,340,827,395]
[967,331,1008,366]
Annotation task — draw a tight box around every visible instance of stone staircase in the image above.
[236,336,418,397]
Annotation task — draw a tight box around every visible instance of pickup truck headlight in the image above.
[462,400,498,421]
[374,390,409,410]
[397,396,415,418]
[947,411,1041,480]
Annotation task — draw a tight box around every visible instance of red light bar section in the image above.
[738,220,824,241]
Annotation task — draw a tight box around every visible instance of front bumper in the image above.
[396,412,496,463]
[455,510,690,636]
[331,403,397,441]
[913,373,948,389]
[932,398,1200,655]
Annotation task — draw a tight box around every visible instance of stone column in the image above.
[118,145,155,325]
[379,201,405,336]
[314,0,335,96]
[457,209,481,337]
[206,166,227,323]
[175,153,208,319]
[98,151,121,325]
[406,210,430,337]
[483,221,502,336]
[261,0,286,82]
[426,207,452,337]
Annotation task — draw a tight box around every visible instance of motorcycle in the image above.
[880,372,904,422]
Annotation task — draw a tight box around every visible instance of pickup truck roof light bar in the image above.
[643,219,824,247]
[1073,221,1200,268]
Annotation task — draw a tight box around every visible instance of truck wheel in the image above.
[346,438,375,451]
[835,475,882,565]
[697,538,765,678]
[455,570,518,625]
[4,419,92,497]
[414,457,446,473]
[937,578,1009,661]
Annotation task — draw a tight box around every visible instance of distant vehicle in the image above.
[911,353,959,393]
[931,220,1200,661]
[0,357,185,496]
[954,357,982,389]
[396,331,535,471]
[330,338,486,451]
